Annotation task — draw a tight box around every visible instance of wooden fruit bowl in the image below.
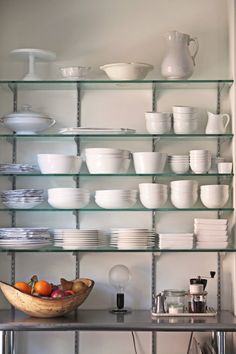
[0,278,94,318]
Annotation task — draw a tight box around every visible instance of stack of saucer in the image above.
[0,228,52,250]
[52,229,99,249]
[110,228,156,249]
[194,218,228,249]
[158,233,194,249]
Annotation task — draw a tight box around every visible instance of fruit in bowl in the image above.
[0,275,94,318]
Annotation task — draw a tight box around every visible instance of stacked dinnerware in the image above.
[189,150,211,174]
[158,233,194,249]
[133,152,167,173]
[168,155,189,174]
[194,218,228,249]
[139,183,168,208]
[52,229,99,249]
[95,189,137,209]
[37,154,82,174]
[200,185,229,208]
[110,228,156,249]
[145,112,172,134]
[1,189,44,209]
[170,180,198,208]
[0,228,52,250]
[173,106,199,134]
[0,164,38,173]
[84,148,131,174]
[48,188,90,209]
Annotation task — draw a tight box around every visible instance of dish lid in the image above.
[4,105,50,119]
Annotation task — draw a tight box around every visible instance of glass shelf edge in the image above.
[0,173,233,177]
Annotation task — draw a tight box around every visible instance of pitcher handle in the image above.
[222,114,230,130]
[189,37,199,66]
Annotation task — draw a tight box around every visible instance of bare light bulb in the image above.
[109,264,131,313]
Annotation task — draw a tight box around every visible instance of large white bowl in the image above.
[0,117,55,134]
[171,191,198,208]
[85,155,130,174]
[139,190,168,208]
[170,180,198,190]
[84,148,130,157]
[133,152,167,173]
[37,154,82,174]
[200,185,229,208]
[100,62,153,80]
[48,197,90,209]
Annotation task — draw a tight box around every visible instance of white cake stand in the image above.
[10,48,56,80]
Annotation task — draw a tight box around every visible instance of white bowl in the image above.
[200,185,229,208]
[100,62,153,80]
[95,196,137,209]
[139,191,168,209]
[173,120,198,134]
[95,189,137,197]
[0,116,56,134]
[170,161,189,174]
[48,197,90,209]
[85,155,130,174]
[139,183,168,193]
[145,112,172,134]
[37,154,82,174]
[84,148,130,156]
[170,180,198,190]
[171,192,198,208]
[133,152,167,173]
[60,66,91,79]
[48,188,89,199]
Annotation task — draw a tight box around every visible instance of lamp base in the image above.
[109,307,132,314]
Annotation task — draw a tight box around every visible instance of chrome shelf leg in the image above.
[216,331,226,354]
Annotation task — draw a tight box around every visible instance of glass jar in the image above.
[163,289,186,313]
[188,292,207,313]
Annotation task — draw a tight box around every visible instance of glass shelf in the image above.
[1,172,233,177]
[1,245,235,253]
[0,79,233,91]
[0,206,233,212]
[1,133,233,139]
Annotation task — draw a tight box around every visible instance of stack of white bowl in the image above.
[52,229,99,249]
[168,155,189,174]
[170,180,198,208]
[145,112,172,134]
[84,148,131,174]
[133,152,167,173]
[194,218,228,249]
[37,154,82,174]
[139,183,168,208]
[110,228,156,249]
[158,233,194,249]
[48,188,90,209]
[173,106,198,134]
[95,189,137,209]
[190,150,211,174]
[200,185,229,208]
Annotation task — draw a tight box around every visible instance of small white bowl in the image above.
[133,152,167,173]
[200,185,229,208]
[100,62,153,80]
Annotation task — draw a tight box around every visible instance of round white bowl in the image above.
[145,112,172,134]
[48,188,89,199]
[48,197,90,209]
[139,191,168,209]
[100,62,153,80]
[139,183,168,193]
[170,180,198,190]
[37,154,82,174]
[95,189,137,197]
[171,192,198,208]
[0,117,55,134]
[95,196,137,209]
[173,120,198,134]
[85,155,130,174]
[200,185,229,208]
[84,148,130,157]
[133,152,167,173]
[170,161,189,174]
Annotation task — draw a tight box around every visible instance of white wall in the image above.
[0,1,234,354]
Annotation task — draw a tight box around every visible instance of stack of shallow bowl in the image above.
[200,185,229,208]
[170,180,198,208]
[48,188,90,209]
[189,150,211,174]
[139,183,168,208]
[168,155,189,174]
[84,148,131,174]
[52,229,99,249]
[0,228,52,250]
[173,106,198,134]
[95,189,137,209]
[1,189,44,209]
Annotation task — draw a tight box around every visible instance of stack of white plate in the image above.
[168,155,189,174]
[158,233,194,249]
[0,228,52,250]
[110,228,156,249]
[190,150,211,174]
[95,189,137,209]
[52,229,99,249]
[1,189,44,209]
[194,218,228,249]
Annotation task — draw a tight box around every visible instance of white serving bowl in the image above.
[85,155,130,174]
[37,154,82,174]
[171,191,198,208]
[60,66,91,79]
[100,62,153,80]
[200,185,229,208]
[133,152,167,173]
[0,116,55,135]
[48,197,90,209]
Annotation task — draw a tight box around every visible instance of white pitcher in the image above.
[205,112,230,134]
[161,30,199,79]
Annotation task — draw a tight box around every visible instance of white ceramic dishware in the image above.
[170,180,198,208]
[48,188,90,209]
[168,155,189,174]
[205,112,230,134]
[217,162,233,174]
[172,106,199,134]
[133,152,167,173]
[145,112,172,134]
[100,62,153,80]
[189,149,211,174]
[60,66,91,79]
[200,185,229,208]
[139,183,168,208]
[37,154,82,174]
[95,189,137,209]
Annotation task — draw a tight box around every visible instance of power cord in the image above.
[131,331,138,354]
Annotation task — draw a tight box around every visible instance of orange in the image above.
[14,282,32,295]
[34,280,52,296]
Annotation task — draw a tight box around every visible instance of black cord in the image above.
[131,331,138,354]
[187,332,193,354]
